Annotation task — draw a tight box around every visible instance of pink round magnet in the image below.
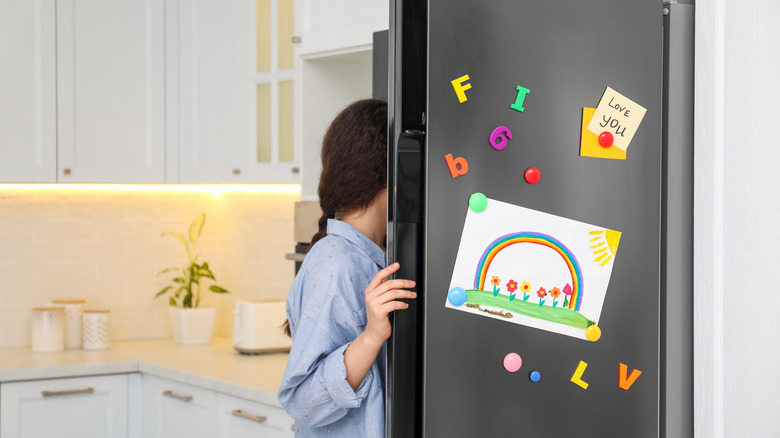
[524,167,541,184]
[503,353,522,373]
[598,131,614,148]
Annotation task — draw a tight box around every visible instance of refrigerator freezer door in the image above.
[391,0,665,436]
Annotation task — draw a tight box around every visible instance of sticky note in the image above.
[586,87,647,151]
[580,108,627,160]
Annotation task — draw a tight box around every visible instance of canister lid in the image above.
[32,306,64,312]
[84,309,110,313]
[51,299,86,304]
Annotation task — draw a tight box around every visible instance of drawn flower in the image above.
[537,287,547,307]
[550,287,561,308]
[562,283,572,308]
[490,276,502,296]
[506,280,518,293]
[521,281,531,301]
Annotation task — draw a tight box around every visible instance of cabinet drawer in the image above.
[216,393,294,437]
[0,374,128,438]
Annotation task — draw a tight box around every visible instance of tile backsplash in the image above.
[0,185,299,349]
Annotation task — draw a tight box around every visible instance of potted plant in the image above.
[155,213,229,344]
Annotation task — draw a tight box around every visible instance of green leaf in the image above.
[156,267,178,276]
[199,266,215,280]
[154,285,173,298]
[209,285,229,294]
[173,277,186,285]
[189,213,206,243]
[169,297,177,306]
[162,231,188,247]
[183,292,193,308]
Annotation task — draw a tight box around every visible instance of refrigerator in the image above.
[386,1,694,437]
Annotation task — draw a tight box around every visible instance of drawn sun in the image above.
[589,229,622,267]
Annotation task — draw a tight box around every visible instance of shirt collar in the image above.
[326,219,386,267]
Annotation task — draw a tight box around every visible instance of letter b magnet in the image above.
[445,154,469,178]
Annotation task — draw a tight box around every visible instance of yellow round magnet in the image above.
[586,325,602,342]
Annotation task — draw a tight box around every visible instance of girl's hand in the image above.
[363,262,416,346]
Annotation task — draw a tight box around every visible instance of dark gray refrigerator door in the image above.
[416,1,662,437]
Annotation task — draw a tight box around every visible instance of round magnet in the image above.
[524,167,541,184]
[598,131,614,148]
[586,325,602,342]
[468,192,488,212]
[447,287,467,306]
[529,370,541,383]
[503,353,522,373]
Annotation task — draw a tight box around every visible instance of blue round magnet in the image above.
[529,370,541,383]
[468,193,488,212]
[448,287,467,306]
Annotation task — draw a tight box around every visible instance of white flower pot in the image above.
[168,307,217,345]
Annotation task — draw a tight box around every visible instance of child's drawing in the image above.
[445,198,622,341]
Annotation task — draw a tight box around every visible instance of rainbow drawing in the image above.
[473,232,584,311]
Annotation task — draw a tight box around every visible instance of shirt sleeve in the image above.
[277,258,374,428]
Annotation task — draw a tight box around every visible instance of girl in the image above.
[278,99,416,437]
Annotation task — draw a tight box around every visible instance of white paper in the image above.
[445,199,622,341]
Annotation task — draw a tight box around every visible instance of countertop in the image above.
[0,337,289,407]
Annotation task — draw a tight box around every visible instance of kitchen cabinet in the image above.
[216,392,295,437]
[141,375,216,438]
[0,0,57,183]
[0,0,164,184]
[142,374,294,438]
[172,0,300,183]
[0,374,129,438]
[56,0,165,183]
[293,0,387,57]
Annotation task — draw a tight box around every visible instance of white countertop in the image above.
[0,337,289,407]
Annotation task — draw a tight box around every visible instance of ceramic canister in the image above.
[51,299,85,349]
[82,309,110,350]
[31,307,66,353]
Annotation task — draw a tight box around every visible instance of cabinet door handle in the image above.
[163,390,193,402]
[231,409,267,423]
[41,387,94,397]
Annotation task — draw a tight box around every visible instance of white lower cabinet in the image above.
[0,374,129,438]
[216,392,295,437]
[141,375,216,438]
[142,374,294,438]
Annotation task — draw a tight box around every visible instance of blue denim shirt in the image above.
[279,219,386,437]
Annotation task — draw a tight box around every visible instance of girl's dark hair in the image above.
[283,98,388,336]
[310,98,388,247]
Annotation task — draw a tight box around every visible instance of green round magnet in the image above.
[469,193,488,212]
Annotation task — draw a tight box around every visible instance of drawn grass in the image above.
[464,290,594,330]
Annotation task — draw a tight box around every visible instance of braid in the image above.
[309,211,333,247]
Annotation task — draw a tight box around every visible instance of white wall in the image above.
[0,186,298,349]
[695,0,780,436]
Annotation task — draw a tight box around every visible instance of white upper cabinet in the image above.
[0,0,57,183]
[56,0,165,183]
[173,0,300,183]
[294,0,388,57]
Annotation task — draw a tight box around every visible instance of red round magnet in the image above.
[598,131,614,148]
[524,167,541,184]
